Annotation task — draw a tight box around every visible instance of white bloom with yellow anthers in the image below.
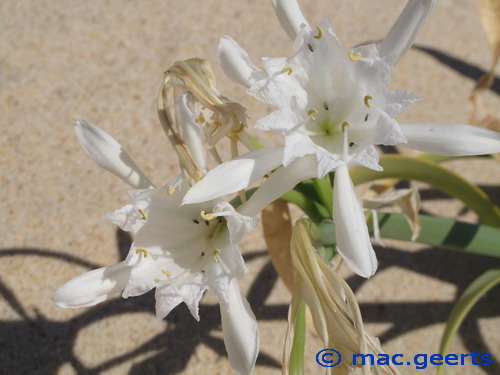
[186,0,500,279]
[54,174,258,321]
[55,120,260,374]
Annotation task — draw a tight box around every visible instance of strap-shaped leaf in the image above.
[350,155,500,227]
[437,267,500,375]
[317,213,500,258]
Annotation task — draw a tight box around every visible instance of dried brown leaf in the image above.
[261,199,294,293]
[470,1,500,129]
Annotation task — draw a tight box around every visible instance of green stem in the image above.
[350,155,500,227]
[317,213,500,258]
[281,190,330,223]
[289,301,306,375]
[311,177,333,216]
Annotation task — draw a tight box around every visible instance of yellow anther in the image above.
[349,51,362,61]
[280,66,293,75]
[364,95,373,108]
[211,249,222,263]
[161,270,172,276]
[197,112,206,123]
[154,278,162,283]
[341,121,351,132]
[307,109,319,121]
[167,185,175,195]
[200,210,214,221]
[314,25,324,39]
[138,209,148,220]
[136,248,149,258]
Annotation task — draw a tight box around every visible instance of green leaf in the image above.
[349,155,500,227]
[317,213,500,258]
[437,267,500,375]
[417,154,489,163]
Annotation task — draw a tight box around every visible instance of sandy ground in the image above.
[0,0,499,374]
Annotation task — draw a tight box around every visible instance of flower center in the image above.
[302,93,376,157]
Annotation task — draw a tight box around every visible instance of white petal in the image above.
[182,147,284,204]
[74,119,154,189]
[333,165,377,278]
[175,93,208,173]
[217,36,265,88]
[248,58,308,110]
[400,123,500,155]
[220,279,259,375]
[239,155,318,216]
[379,0,436,65]
[269,0,310,40]
[216,201,260,244]
[155,283,205,321]
[104,189,155,233]
[52,262,131,308]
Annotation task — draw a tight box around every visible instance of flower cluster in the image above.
[54,1,500,374]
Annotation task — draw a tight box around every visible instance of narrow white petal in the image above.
[239,155,317,217]
[220,280,259,375]
[74,119,154,189]
[333,165,377,278]
[182,147,284,205]
[269,0,310,40]
[217,36,265,88]
[379,0,436,65]
[175,93,208,173]
[52,262,131,308]
[400,123,500,155]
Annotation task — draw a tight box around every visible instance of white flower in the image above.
[185,0,500,279]
[54,174,258,321]
[56,120,260,374]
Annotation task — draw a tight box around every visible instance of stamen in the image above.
[364,114,369,122]
[280,66,293,75]
[308,44,314,52]
[364,95,373,108]
[136,248,149,258]
[167,185,175,195]
[341,121,351,133]
[349,51,362,61]
[193,219,200,224]
[342,123,350,160]
[323,103,329,111]
[138,209,148,221]
[154,278,163,283]
[308,109,319,121]
[313,25,324,39]
[161,270,172,276]
[197,113,206,123]
[211,249,222,263]
[200,210,214,220]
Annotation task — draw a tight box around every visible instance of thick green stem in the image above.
[281,190,330,223]
[311,177,333,216]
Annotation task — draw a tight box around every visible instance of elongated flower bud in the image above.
[74,119,154,189]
